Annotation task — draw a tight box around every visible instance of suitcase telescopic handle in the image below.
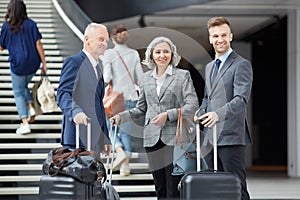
[196,123,201,171]
[212,124,217,171]
[196,123,217,171]
[106,124,118,184]
[75,118,91,150]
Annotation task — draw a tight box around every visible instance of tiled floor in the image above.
[121,170,300,200]
[247,171,300,199]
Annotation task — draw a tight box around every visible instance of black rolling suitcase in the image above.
[179,124,242,200]
[38,120,107,200]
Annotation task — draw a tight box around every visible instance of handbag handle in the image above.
[175,108,197,159]
[176,108,183,148]
[176,108,192,147]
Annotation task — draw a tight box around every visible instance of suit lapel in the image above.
[80,51,98,82]
[210,51,237,92]
[146,75,159,101]
[207,62,214,90]
[158,68,175,101]
[217,52,236,80]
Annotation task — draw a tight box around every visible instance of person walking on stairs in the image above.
[0,0,47,135]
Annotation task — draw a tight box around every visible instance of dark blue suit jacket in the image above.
[57,51,110,153]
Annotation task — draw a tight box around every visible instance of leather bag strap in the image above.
[175,108,183,148]
[115,49,135,85]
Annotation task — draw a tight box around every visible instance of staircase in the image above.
[0,0,155,199]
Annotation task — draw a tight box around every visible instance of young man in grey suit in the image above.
[196,16,253,200]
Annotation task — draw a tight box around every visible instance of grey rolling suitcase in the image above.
[39,119,106,200]
[179,124,242,200]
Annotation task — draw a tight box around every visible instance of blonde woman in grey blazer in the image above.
[111,36,198,199]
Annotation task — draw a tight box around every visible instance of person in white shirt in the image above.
[101,24,143,176]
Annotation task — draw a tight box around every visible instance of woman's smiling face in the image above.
[152,41,172,68]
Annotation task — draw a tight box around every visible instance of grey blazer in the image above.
[119,67,199,147]
[200,51,253,146]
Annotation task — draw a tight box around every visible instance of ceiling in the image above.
[102,0,299,50]
[99,0,300,69]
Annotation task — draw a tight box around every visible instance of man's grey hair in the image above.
[84,23,107,37]
[142,36,181,69]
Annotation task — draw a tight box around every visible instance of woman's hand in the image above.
[41,62,47,75]
[110,115,121,126]
[151,112,168,126]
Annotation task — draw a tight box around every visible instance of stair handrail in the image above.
[52,0,87,41]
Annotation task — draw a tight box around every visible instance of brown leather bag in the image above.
[103,81,124,118]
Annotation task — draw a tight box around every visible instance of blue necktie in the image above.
[96,64,101,80]
[211,59,221,85]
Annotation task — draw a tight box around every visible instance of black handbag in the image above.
[42,146,107,183]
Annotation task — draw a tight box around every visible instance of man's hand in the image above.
[74,112,88,125]
[198,111,219,127]
[102,144,112,156]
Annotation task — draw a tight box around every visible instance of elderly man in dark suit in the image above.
[57,23,112,155]
[196,16,253,200]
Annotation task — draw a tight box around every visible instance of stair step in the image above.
[0,185,155,195]
[0,50,61,56]
[0,175,42,182]
[20,0,52,4]
[0,69,62,76]
[0,55,64,62]
[34,19,56,24]
[116,185,155,193]
[0,152,140,160]
[0,187,39,195]
[0,1,51,5]
[41,38,58,43]
[0,62,62,68]
[0,154,47,160]
[0,75,60,82]
[0,106,61,112]
[0,124,61,129]
[0,163,149,171]
[0,9,53,14]
[0,143,61,149]
[0,133,60,139]
[0,174,153,182]
[0,82,59,89]
[27,13,53,18]
[0,114,62,121]
[43,44,59,49]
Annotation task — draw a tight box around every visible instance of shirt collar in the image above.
[82,49,98,67]
[151,65,173,78]
[215,48,233,66]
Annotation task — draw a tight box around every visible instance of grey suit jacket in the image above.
[119,67,199,147]
[57,51,110,153]
[200,51,253,146]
